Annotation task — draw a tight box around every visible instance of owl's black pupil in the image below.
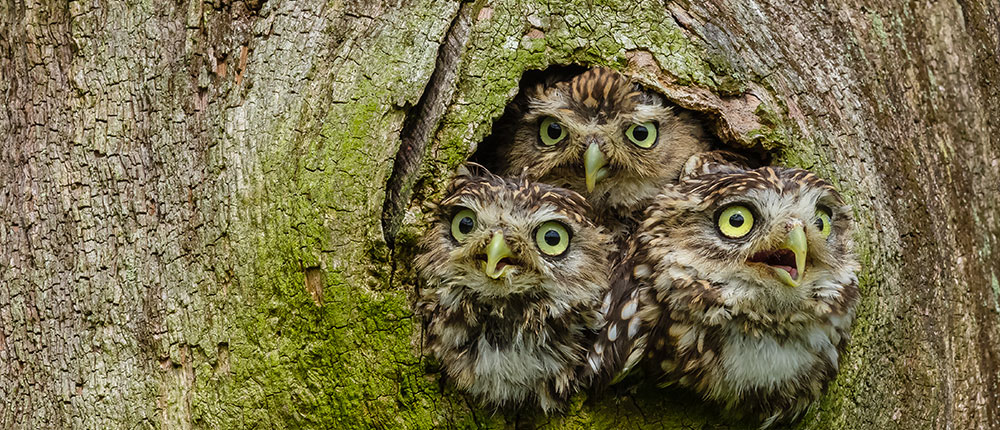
[544,230,561,246]
[729,213,744,227]
[546,122,562,139]
[458,217,474,234]
[632,125,648,141]
[815,218,825,230]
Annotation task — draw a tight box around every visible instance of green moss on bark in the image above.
[193,0,875,428]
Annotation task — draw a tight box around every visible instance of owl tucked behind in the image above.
[492,67,708,227]
[589,160,860,427]
[416,163,610,412]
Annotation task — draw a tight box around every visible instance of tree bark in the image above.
[1,0,998,429]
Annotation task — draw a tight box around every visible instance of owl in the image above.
[588,161,860,427]
[415,163,611,413]
[492,67,709,228]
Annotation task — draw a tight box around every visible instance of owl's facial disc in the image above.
[584,140,610,192]
[481,231,518,279]
[746,223,808,287]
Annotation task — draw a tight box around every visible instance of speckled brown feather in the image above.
[561,68,643,122]
[590,164,859,427]
[416,163,611,413]
[495,67,710,228]
[442,163,593,226]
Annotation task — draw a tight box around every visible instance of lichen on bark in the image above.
[2,0,998,429]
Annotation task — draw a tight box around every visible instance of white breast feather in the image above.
[717,324,835,396]
[468,336,555,402]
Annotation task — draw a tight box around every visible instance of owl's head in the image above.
[643,164,858,310]
[500,67,708,213]
[418,164,610,304]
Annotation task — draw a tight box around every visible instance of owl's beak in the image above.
[747,223,808,287]
[483,232,515,279]
[774,224,808,287]
[584,142,609,192]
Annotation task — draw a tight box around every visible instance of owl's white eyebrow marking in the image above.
[631,103,670,123]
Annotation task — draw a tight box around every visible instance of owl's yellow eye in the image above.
[815,207,833,238]
[539,117,567,146]
[717,205,754,238]
[450,208,477,241]
[535,221,570,256]
[625,121,657,148]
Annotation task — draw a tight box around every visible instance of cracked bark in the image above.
[382,2,474,247]
[1,0,998,429]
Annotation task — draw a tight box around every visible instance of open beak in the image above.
[584,142,609,192]
[483,231,515,279]
[747,224,808,287]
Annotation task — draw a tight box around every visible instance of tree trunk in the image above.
[2,0,998,428]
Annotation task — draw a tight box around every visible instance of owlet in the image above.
[493,67,709,228]
[416,163,611,412]
[589,160,860,427]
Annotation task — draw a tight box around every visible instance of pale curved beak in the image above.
[774,224,808,287]
[483,232,514,279]
[584,142,609,192]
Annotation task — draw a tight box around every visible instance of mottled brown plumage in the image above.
[588,162,859,427]
[494,67,709,232]
[416,163,611,413]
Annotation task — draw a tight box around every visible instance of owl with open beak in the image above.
[416,163,611,413]
[588,160,860,427]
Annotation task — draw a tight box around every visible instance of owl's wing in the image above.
[582,248,654,387]
[642,274,730,385]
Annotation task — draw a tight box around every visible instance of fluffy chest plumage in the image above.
[714,323,836,393]
[430,292,582,362]
[450,303,579,369]
[429,300,584,409]
[470,332,563,386]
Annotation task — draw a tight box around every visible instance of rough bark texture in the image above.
[1,0,998,429]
